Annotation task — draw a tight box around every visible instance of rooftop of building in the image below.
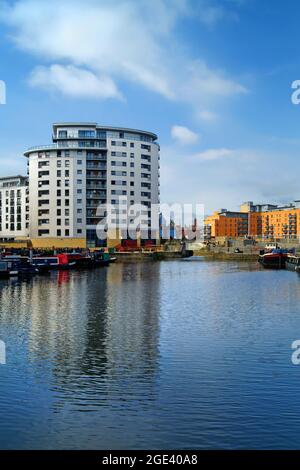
[52,122,158,140]
[0,175,27,181]
[24,123,159,155]
[0,175,28,188]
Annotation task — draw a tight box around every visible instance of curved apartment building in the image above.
[24,123,160,247]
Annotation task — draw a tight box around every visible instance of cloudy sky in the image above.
[0,0,300,212]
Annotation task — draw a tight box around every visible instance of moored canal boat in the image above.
[286,255,300,271]
[0,257,39,278]
[92,251,111,267]
[258,249,288,269]
[31,254,77,270]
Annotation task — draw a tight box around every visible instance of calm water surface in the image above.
[1,259,300,449]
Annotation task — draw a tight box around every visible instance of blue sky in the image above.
[0,0,300,212]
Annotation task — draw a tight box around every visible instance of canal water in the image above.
[1,259,300,449]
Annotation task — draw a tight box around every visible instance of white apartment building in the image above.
[0,175,29,240]
[24,123,160,246]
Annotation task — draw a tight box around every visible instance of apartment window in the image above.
[78,130,95,138]
[130,162,134,168]
[65,180,70,187]
[77,208,82,214]
[77,160,82,165]
[57,180,61,187]
[65,219,70,226]
[77,229,82,234]
[141,164,151,171]
[57,229,61,236]
[141,144,151,151]
[57,190,61,197]
[65,209,70,216]
[77,199,82,204]
[111,141,116,146]
[58,130,67,138]
[38,171,49,178]
[77,218,82,223]
[65,170,69,177]
[65,160,70,167]
[65,199,70,206]
[38,161,49,168]
[57,219,61,226]
[130,143,134,148]
[130,182,134,187]
[77,170,82,175]
[130,153,134,158]
[57,209,61,216]
[38,180,49,188]
[77,189,82,194]
[38,190,49,197]
[65,229,69,236]
[57,160,61,167]
[130,172,134,177]
[38,230,50,236]
[65,190,69,196]
[57,199,61,206]
[77,179,82,184]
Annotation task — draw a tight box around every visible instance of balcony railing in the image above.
[26,141,107,152]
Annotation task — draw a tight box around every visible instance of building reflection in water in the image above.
[0,263,161,410]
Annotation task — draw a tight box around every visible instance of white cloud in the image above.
[160,145,299,212]
[171,125,199,145]
[0,0,247,110]
[29,64,123,100]
[197,110,218,122]
[193,148,233,161]
[181,61,247,103]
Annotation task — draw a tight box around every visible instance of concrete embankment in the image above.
[114,250,259,262]
[192,250,258,261]
[114,251,190,262]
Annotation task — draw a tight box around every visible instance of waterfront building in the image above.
[205,200,300,241]
[204,209,249,239]
[0,175,29,240]
[248,202,300,240]
[24,123,160,247]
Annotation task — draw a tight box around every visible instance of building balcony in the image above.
[86,194,106,200]
[86,185,106,191]
[86,177,107,181]
[86,164,106,170]
[25,141,108,154]
[86,155,107,161]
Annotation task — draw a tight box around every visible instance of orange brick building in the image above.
[205,201,300,240]
[204,210,248,239]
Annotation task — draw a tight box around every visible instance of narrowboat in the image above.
[258,249,288,269]
[92,251,111,267]
[0,260,16,278]
[0,257,39,278]
[31,254,77,270]
[66,253,94,269]
[286,255,300,271]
